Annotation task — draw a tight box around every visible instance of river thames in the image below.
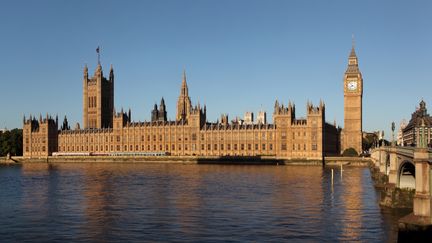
[0,163,408,242]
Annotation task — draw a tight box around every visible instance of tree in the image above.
[0,129,23,156]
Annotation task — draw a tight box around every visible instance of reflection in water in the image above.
[0,163,404,242]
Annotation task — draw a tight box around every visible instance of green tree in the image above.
[0,129,23,156]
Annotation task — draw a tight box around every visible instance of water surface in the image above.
[0,163,406,242]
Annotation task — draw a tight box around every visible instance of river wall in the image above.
[6,156,371,166]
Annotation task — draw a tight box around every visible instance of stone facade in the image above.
[23,47,366,159]
[23,114,58,157]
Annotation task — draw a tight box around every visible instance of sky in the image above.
[0,0,431,139]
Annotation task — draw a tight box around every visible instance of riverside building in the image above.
[23,45,364,160]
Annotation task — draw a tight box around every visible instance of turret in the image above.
[128,108,132,123]
[61,116,70,130]
[84,64,88,80]
[158,97,167,122]
[189,103,207,128]
[151,104,159,122]
[109,64,114,82]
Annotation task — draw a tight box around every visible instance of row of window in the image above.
[61,143,276,153]
[25,145,54,152]
[61,133,276,144]
[60,143,320,153]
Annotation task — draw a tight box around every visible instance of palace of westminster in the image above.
[23,45,364,160]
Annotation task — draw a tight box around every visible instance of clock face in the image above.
[347,81,358,91]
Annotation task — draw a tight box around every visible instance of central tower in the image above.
[176,70,192,121]
[342,43,363,154]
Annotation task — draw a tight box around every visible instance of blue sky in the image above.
[1,0,431,139]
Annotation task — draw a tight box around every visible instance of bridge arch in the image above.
[398,160,415,189]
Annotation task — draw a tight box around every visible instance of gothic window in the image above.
[247,144,251,150]
[221,144,224,150]
[281,132,286,139]
[262,144,266,150]
[269,144,273,150]
[281,144,287,151]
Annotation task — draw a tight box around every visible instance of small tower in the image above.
[61,116,70,130]
[151,104,159,122]
[158,97,167,122]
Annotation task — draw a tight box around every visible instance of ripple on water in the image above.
[0,163,401,242]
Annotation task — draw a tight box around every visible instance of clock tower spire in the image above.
[342,40,363,154]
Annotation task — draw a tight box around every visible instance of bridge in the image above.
[371,146,432,233]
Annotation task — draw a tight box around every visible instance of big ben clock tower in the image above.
[342,43,363,154]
